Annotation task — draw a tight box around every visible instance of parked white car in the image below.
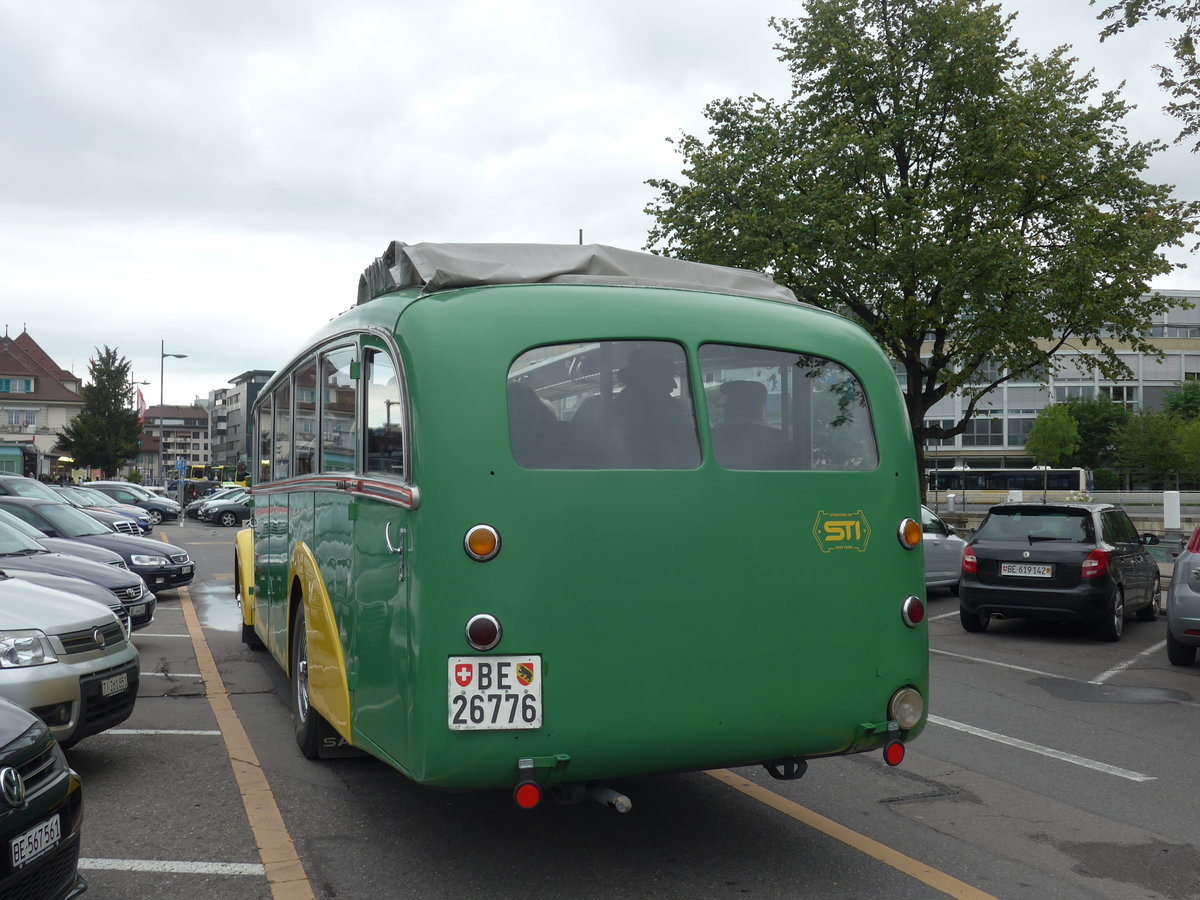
[0,573,139,748]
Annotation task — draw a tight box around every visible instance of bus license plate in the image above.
[10,813,60,869]
[448,656,542,731]
[1000,562,1053,578]
[102,672,129,698]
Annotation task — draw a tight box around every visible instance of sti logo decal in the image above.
[812,510,872,553]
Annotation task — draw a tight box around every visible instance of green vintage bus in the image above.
[236,242,928,810]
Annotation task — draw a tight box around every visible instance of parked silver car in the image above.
[1166,524,1200,666]
[0,573,140,747]
[922,505,966,592]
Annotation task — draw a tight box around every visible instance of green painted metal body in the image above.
[252,280,927,791]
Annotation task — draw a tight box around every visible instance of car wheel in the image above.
[148,509,164,525]
[1136,591,1160,622]
[1166,629,1197,666]
[291,604,322,759]
[959,605,988,632]
[219,511,238,527]
[1096,588,1124,642]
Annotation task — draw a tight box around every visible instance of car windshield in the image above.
[0,521,48,553]
[1,478,60,501]
[37,502,112,537]
[76,489,119,507]
[975,509,1093,543]
[0,509,48,540]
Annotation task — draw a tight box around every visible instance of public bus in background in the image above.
[927,467,1093,505]
[186,464,249,486]
[235,241,929,810]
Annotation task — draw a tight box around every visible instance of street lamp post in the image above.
[160,340,188,485]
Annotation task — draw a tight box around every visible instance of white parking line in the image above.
[105,729,221,736]
[135,633,192,638]
[930,648,1067,680]
[1089,640,1168,684]
[927,715,1155,782]
[140,671,202,679]
[80,858,264,876]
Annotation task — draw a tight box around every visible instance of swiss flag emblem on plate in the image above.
[454,663,474,687]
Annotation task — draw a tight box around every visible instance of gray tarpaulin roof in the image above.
[357,241,798,305]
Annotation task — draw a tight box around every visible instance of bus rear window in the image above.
[698,343,878,471]
[507,341,701,469]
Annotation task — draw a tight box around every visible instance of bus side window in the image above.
[257,397,273,484]
[320,346,357,473]
[294,358,317,476]
[273,379,292,480]
[365,351,405,478]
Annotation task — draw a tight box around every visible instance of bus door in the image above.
[348,341,413,755]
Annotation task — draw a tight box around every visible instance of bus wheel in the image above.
[959,606,988,633]
[291,605,322,759]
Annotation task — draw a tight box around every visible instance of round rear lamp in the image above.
[514,781,542,809]
[897,517,922,549]
[901,595,925,627]
[465,524,501,561]
[883,740,906,767]
[888,686,924,730]
[465,613,502,651]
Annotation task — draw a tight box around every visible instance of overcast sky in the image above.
[0,0,1191,406]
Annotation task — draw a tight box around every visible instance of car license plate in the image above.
[102,672,129,698]
[448,656,542,731]
[181,565,193,575]
[10,813,60,869]
[130,604,146,617]
[1000,562,1053,577]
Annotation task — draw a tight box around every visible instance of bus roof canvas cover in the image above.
[357,241,799,306]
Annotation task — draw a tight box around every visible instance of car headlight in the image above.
[131,554,170,567]
[0,630,58,667]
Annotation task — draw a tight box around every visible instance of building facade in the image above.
[211,370,273,470]
[921,290,1200,470]
[0,329,84,478]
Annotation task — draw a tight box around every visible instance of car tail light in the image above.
[513,781,542,809]
[962,547,977,574]
[1082,548,1110,578]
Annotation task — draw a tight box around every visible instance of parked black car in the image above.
[0,519,156,630]
[0,696,86,899]
[201,496,253,528]
[0,498,194,594]
[960,502,1161,641]
[83,482,181,525]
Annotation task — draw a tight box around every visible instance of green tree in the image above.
[1174,416,1200,483]
[1163,378,1200,419]
[1058,394,1132,468]
[1096,0,1200,150]
[55,347,143,478]
[1113,409,1183,486]
[646,0,1198,487]
[1026,404,1081,499]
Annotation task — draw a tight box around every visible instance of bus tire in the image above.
[291,605,323,759]
[1095,588,1124,642]
[235,555,265,651]
[959,605,988,632]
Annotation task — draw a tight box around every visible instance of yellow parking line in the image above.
[178,585,316,900]
[706,769,998,900]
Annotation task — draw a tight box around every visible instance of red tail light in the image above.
[1082,548,1110,578]
[514,781,542,809]
[883,740,905,766]
[962,547,977,574]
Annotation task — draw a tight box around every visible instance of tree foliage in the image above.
[646,0,1198,483]
[1163,378,1200,418]
[1113,408,1183,484]
[1058,394,1132,468]
[1025,404,1081,499]
[54,347,142,478]
[1095,0,1200,150]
